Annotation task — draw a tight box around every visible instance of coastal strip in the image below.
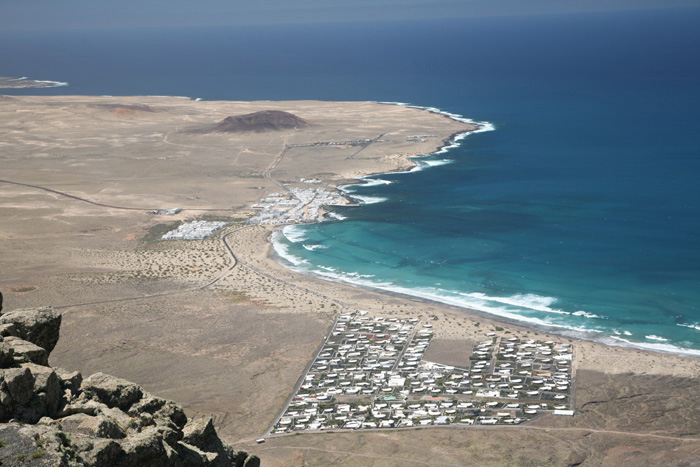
[0,76,68,88]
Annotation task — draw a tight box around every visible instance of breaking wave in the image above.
[282,225,308,243]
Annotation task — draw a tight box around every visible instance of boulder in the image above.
[0,342,14,368]
[58,399,104,417]
[0,306,61,352]
[183,417,260,466]
[178,441,220,465]
[0,323,15,337]
[182,417,223,453]
[4,336,48,365]
[0,306,259,466]
[129,394,187,428]
[82,372,144,411]
[99,406,134,432]
[120,426,168,467]
[22,363,62,419]
[55,366,83,391]
[61,412,125,439]
[80,438,125,466]
[1,367,34,406]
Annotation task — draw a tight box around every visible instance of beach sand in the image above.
[2,95,699,466]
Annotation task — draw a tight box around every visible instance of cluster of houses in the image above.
[149,208,181,215]
[160,220,227,240]
[405,134,436,142]
[248,188,347,225]
[270,311,574,435]
[288,138,375,148]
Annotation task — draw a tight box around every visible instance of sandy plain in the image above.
[1,95,699,466]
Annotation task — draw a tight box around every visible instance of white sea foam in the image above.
[303,244,328,251]
[326,212,348,221]
[609,336,700,357]
[271,231,309,266]
[352,195,388,205]
[345,271,375,278]
[358,178,393,187]
[572,310,602,319]
[33,79,69,87]
[282,225,308,243]
[272,239,674,347]
[11,76,69,87]
[422,159,454,167]
[335,102,492,189]
[376,101,495,134]
[301,268,604,334]
[384,158,454,175]
[645,335,669,342]
[460,292,572,315]
[375,101,494,165]
[677,323,700,331]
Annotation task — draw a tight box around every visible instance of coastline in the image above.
[271,247,700,361]
[2,94,695,363]
[226,223,700,379]
[0,76,69,89]
[3,95,698,465]
[265,103,700,360]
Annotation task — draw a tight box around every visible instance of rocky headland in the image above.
[0,295,259,466]
[0,77,68,89]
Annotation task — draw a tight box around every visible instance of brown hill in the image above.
[213,110,311,133]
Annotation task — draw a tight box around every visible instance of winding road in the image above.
[0,178,237,212]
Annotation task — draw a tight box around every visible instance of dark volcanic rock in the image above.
[1,367,35,406]
[0,341,14,367]
[4,336,49,365]
[82,372,144,411]
[0,306,61,352]
[0,304,258,466]
[212,110,311,133]
[183,417,225,454]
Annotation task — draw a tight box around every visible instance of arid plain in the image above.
[2,95,700,466]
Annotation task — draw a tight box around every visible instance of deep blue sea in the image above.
[3,8,700,354]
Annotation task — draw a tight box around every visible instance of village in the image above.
[160,220,228,240]
[248,186,348,225]
[269,311,574,435]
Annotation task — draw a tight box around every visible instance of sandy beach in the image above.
[2,95,699,466]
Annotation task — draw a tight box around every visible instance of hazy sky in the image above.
[2,0,699,30]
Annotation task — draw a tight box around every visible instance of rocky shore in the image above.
[0,295,259,466]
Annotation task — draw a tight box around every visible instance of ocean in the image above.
[2,7,700,354]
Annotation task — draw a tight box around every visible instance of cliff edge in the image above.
[0,298,259,466]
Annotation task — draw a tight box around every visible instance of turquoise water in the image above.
[273,95,700,354]
[2,8,700,354]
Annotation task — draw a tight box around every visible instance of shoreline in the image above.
[0,76,69,89]
[5,95,699,464]
[272,247,700,359]
[221,223,700,380]
[2,94,697,364]
[264,103,700,359]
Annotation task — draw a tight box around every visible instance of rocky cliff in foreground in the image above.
[0,300,259,466]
